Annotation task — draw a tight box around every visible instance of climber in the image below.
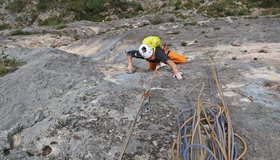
[126,36,192,80]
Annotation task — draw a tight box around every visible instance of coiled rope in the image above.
[172,56,247,160]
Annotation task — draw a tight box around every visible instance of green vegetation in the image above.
[174,0,182,10]
[183,21,197,26]
[5,0,30,13]
[0,51,25,77]
[10,29,31,36]
[36,0,143,22]
[7,0,143,26]
[37,0,57,11]
[0,24,10,31]
[261,8,280,15]
[52,24,67,30]
[182,0,204,10]
[169,0,280,18]
[38,16,63,26]
[198,1,251,17]
[15,11,38,27]
[245,0,280,8]
[164,0,203,10]
[4,0,280,27]
[183,0,280,17]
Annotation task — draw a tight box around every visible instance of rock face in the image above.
[0,15,280,160]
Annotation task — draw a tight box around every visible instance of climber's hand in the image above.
[173,72,184,80]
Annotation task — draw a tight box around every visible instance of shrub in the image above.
[183,21,197,26]
[37,0,58,11]
[0,51,25,77]
[6,0,28,13]
[0,24,10,31]
[85,0,104,13]
[246,0,280,8]
[198,1,251,17]
[261,8,280,15]
[174,0,182,10]
[52,24,67,30]
[10,29,31,36]
[15,11,38,27]
[183,0,203,10]
[37,0,143,22]
[117,1,143,19]
[38,16,62,26]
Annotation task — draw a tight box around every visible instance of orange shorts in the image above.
[148,50,187,71]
